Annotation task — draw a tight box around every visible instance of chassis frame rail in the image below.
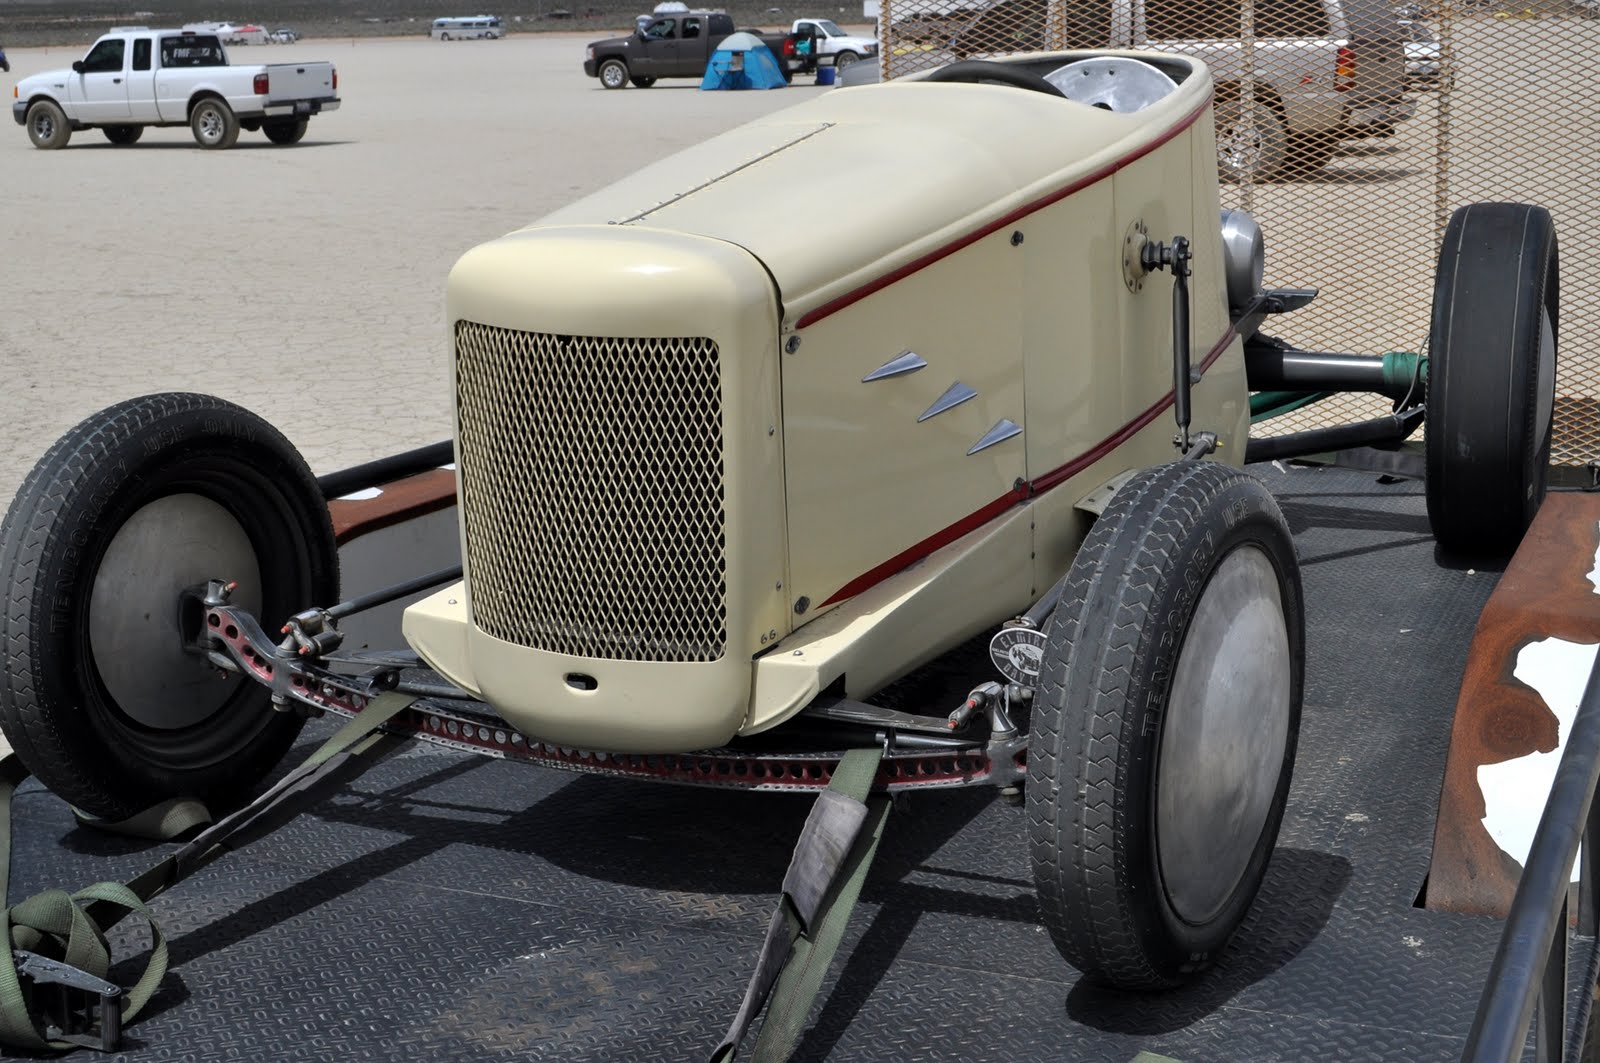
[202,601,1027,795]
[1462,656,1600,1062]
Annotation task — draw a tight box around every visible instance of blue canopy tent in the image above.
[700,32,788,90]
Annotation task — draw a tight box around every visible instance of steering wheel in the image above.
[924,60,1068,98]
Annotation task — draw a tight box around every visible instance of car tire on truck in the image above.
[0,392,340,822]
[263,118,309,145]
[1425,202,1559,555]
[190,96,240,149]
[833,49,860,69]
[599,58,629,89]
[25,99,72,150]
[103,124,143,145]
[1028,460,1303,989]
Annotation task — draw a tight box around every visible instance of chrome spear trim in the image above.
[862,350,928,382]
[967,419,1022,455]
[917,381,977,423]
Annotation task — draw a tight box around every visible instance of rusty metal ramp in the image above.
[4,464,1580,1061]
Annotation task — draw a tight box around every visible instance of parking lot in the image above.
[0,33,840,507]
[4,21,1597,499]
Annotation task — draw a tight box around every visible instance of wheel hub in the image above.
[88,493,262,729]
[1155,545,1292,926]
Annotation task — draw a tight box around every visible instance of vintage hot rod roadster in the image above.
[0,48,1557,1052]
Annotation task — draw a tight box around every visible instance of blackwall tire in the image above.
[1028,461,1303,989]
[263,118,308,144]
[834,50,860,69]
[599,59,629,89]
[0,393,339,821]
[1425,202,1559,555]
[26,100,71,150]
[1214,96,1287,181]
[103,124,144,145]
[190,97,240,149]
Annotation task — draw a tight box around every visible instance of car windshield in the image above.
[814,19,844,34]
[1406,23,1436,42]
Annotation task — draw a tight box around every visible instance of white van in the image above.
[430,16,506,39]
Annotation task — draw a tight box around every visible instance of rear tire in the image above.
[0,393,339,821]
[1289,128,1337,171]
[599,59,629,89]
[263,118,308,145]
[1214,95,1286,181]
[1425,202,1559,555]
[1028,461,1303,988]
[26,100,71,150]
[102,124,143,145]
[190,97,240,149]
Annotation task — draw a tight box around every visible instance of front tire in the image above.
[833,50,860,70]
[102,124,143,145]
[190,97,240,149]
[263,118,308,145]
[1425,202,1559,555]
[1214,95,1287,181]
[0,393,339,821]
[1028,461,1303,989]
[599,59,629,89]
[26,100,72,150]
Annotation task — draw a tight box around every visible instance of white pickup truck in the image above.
[11,28,339,150]
[790,17,878,70]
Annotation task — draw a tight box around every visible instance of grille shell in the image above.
[454,322,728,663]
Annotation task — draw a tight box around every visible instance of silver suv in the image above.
[948,0,1413,179]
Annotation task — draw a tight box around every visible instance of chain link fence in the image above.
[877,0,1599,473]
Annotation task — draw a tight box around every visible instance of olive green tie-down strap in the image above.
[711,746,891,1063]
[0,692,418,1052]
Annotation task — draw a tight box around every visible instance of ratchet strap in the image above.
[0,692,417,1052]
[711,746,890,1063]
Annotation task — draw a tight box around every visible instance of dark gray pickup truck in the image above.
[583,11,802,88]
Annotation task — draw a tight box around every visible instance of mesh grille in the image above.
[878,1,1599,469]
[454,323,728,662]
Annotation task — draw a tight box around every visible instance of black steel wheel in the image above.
[0,392,338,820]
[102,124,144,145]
[1028,461,1303,989]
[1425,202,1558,555]
[263,118,308,145]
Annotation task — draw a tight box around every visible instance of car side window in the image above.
[81,39,125,74]
[644,18,676,39]
[1146,0,1240,39]
[160,36,225,67]
[1257,0,1332,37]
[683,17,700,38]
[132,38,151,71]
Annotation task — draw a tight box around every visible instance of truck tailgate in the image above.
[263,62,336,102]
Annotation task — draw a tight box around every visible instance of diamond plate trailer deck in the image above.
[4,463,1593,1062]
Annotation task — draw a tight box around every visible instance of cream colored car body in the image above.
[404,50,1251,752]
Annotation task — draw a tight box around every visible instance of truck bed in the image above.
[7,463,1584,1060]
